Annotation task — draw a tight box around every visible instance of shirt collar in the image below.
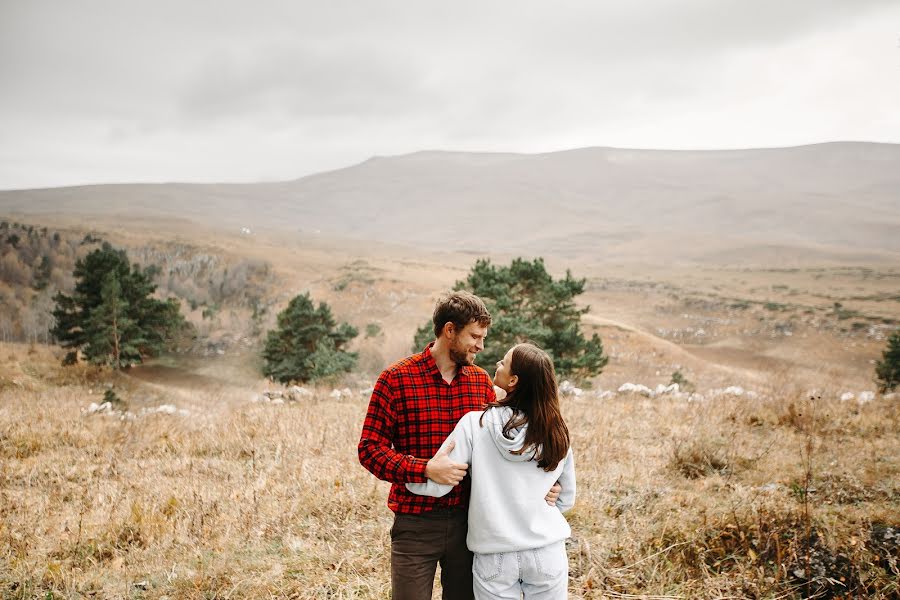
[422,342,470,380]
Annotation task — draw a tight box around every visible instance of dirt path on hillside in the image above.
[125,353,263,394]
[583,314,787,383]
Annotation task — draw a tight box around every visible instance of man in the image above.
[358,291,560,599]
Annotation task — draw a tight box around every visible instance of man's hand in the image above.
[425,440,468,485]
[545,482,561,506]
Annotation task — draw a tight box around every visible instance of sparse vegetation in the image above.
[833,301,861,320]
[332,260,378,292]
[0,347,896,598]
[0,219,898,597]
[670,369,694,392]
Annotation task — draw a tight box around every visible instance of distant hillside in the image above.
[2,142,898,265]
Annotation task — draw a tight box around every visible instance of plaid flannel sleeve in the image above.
[357,370,429,484]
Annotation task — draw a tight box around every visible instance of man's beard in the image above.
[449,344,474,366]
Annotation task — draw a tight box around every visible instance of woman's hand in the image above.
[424,440,469,485]
[545,482,562,506]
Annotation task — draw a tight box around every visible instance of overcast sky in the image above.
[1,0,899,189]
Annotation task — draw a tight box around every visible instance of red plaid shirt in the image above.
[358,343,496,514]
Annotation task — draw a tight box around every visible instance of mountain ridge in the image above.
[2,141,898,265]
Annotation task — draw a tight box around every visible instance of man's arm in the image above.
[407,415,475,497]
[357,372,429,483]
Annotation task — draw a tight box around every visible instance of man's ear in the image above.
[441,321,456,338]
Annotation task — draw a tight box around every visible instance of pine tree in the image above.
[262,292,358,383]
[414,257,608,380]
[875,330,900,393]
[84,272,143,368]
[33,255,52,290]
[51,242,186,367]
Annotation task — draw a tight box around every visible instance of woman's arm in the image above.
[406,413,475,497]
[555,447,577,513]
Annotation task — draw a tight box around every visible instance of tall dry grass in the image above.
[1,351,898,598]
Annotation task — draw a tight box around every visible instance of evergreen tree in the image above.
[875,330,900,393]
[414,257,608,380]
[262,292,358,383]
[33,255,52,290]
[85,272,142,368]
[51,242,186,367]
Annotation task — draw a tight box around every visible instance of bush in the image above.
[670,370,694,392]
[261,293,358,383]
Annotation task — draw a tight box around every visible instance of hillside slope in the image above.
[2,142,898,264]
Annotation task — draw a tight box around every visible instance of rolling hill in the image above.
[2,141,898,265]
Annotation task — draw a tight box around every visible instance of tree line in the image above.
[9,228,898,391]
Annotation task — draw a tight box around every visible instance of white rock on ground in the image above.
[559,380,584,396]
[618,383,654,397]
[83,401,113,415]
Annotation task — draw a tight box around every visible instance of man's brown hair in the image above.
[432,291,492,337]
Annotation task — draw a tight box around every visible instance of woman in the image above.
[408,342,576,599]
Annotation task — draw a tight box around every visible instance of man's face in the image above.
[448,322,488,366]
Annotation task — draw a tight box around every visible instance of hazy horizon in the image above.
[1,139,895,192]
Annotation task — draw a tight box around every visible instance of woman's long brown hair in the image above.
[481,343,570,471]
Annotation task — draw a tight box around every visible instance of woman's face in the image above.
[493,346,518,392]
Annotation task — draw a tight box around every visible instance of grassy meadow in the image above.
[1,342,897,599]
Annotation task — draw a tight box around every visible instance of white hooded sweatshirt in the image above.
[407,406,576,554]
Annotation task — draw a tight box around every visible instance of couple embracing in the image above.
[358,292,576,599]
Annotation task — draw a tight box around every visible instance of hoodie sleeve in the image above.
[555,447,577,513]
[406,413,476,497]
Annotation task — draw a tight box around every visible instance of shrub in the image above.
[261,293,358,383]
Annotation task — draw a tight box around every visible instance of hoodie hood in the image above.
[485,406,537,462]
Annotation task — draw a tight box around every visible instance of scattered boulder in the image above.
[559,380,583,396]
[287,386,313,401]
[618,383,654,397]
[83,401,113,415]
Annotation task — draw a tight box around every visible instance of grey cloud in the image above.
[1,0,898,188]
[176,43,438,123]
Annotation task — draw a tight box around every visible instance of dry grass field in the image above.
[1,220,898,598]
[1,338,897,599]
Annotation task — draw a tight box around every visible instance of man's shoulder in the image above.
[381,349,429,378]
